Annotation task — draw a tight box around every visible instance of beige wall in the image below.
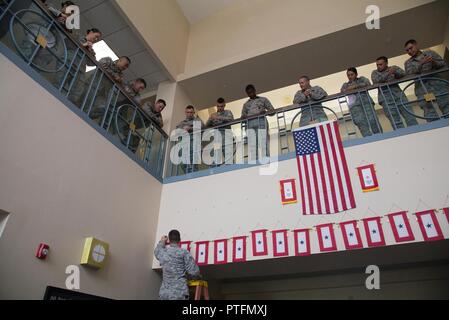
[0,54,162,300]
[181,0,435,80]
[154,125,449,269]
[115,0,190,80]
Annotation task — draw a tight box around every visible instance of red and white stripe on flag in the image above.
[180,241,192,252]
[362,217,386,247]
[316,223,337,252]
[293,229,311,256]
[293,121,356,215]
[340,220,363,250]
[415,210,444,242]
[195,241,209,266]
[271,230,289,257]
[387,212,415,243]
[213,239,228,265]
[232,236,247,263]
[443,208,449,224]
[251,230,268,256]
[357,164,379,192]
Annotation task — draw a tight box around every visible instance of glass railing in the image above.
[166,67,449,177]
[0,0,168,179]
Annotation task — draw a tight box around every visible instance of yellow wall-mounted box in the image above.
[80,237,109,269]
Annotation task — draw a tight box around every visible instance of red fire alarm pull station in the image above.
[36,243,50,259]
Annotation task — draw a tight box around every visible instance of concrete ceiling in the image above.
[176,0,238,24]
[47,0,170,93]
[179,0,449,109]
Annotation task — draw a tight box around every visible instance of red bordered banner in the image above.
[362,217,386,247]
[340,220,363,250]
[280,179,298,205]
[251,230,268,256]
[357,164,379,192]
[179,241,192,252]
[387,211,415,243]
[213,239,228,265]
[195,241,209,266]
[415,210,444,242]
[293,229,311,256]
[232,236,247,263]
[271,230,289,257]
[316,223,337,252]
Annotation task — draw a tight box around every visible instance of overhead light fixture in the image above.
[85,40,119,72]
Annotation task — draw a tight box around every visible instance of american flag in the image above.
[293,121,355,215]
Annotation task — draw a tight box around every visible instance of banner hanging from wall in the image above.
[357,164,380,192]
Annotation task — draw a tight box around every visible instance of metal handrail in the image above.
[11,0,168,138]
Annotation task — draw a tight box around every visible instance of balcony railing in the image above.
[166,67,449,177]
[0,0,168,180]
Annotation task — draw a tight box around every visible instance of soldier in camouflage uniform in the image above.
[371,56,418,129]
[69,28,102,104]
[176,106,205,173]
[89,56,131,122]
[293,76,329,127]
[142,99,166,128]
[341,67,381,137]
[122,78,147,105]
[154,230,201,300]
[404,39,449,121]
[206,97,234,129]
[206,98,234,165]
[241,85,274,161]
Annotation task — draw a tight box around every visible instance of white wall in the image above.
[0,53,162,300]
[154,125,449,269]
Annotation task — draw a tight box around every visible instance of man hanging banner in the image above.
[232,236,247,263]
[271,230,289,257]
[214,239,228,264]
[251,230,268,256]
[279,179,298,205]
[340,220,363,250]
[357,164,379,192]
[415,210,444,242]
[195,241,209,266]
[293,121,356,215]
[387,212,415,243]
[316,223,337,252]
[362,217,386,247]
[293,229,311,256]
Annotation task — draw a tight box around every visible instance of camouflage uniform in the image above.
[69,36,98,105]
[206,110,235,165]
[176,117,205,174]
[206,110,234,128]
[122,80,142,105]
[405,50,449,120]
[88,57,123,122]
[176,116,205,132]
[341,77,380,137]
[154,241,200,300]
[142,102,164,128]
[241,97,274,160]
[371,66,418,129]
[293,86,329,127]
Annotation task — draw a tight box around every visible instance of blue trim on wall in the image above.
[0,43,163,183]
[163,118,449,184]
